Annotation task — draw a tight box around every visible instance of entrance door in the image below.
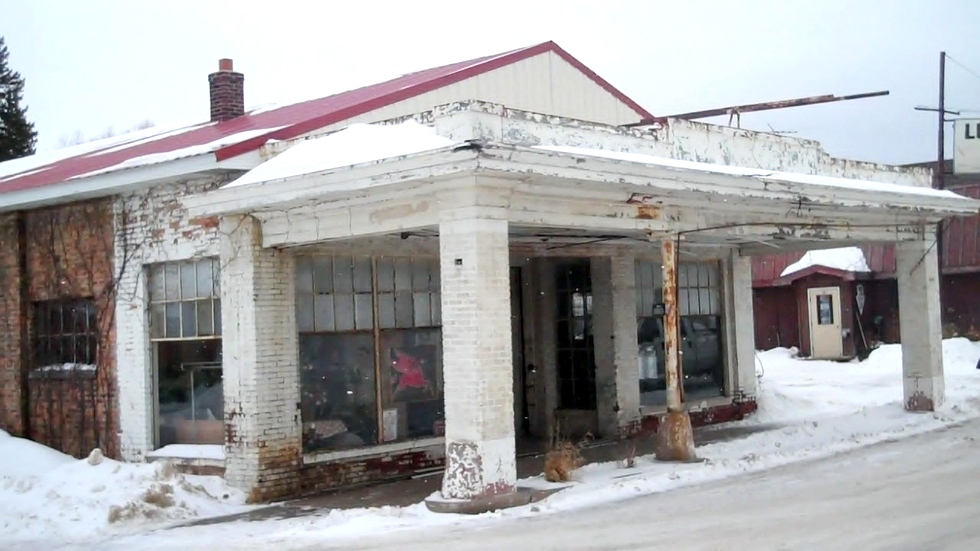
[555,262,597,411]
[807,286,843,359]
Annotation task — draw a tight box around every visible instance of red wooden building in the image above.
[753,166,980,357]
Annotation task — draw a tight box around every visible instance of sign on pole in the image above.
[954,119,980,174]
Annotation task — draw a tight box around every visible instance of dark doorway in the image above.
[555,261,596,410]
[510,267,530,437]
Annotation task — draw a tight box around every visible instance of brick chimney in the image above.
[208,58,244,122]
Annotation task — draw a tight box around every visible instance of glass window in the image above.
[296,255,444,452]
[817,295,834,325]
[555,262,596,410]
[148,258,223,447]
[636,260,725,406]
[32,299,98,368]
[299,333,377,451]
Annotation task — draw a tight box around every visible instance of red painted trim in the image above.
[639,399,758,434]
[215,41,654,162]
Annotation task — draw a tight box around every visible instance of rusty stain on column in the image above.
[655,235,697,463]
[661,237,682,413]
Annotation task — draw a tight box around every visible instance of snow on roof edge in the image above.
[535,145,962,200]
[224,121,460,188]
[780,247,871,278]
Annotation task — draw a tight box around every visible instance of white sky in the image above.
[3,0,980,165]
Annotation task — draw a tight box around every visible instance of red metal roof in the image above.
[0,41,653,197]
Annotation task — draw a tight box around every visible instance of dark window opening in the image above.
[636,261,725,406]
[555,262,596,410]
[32,299,98,368]
[296,256,443,453]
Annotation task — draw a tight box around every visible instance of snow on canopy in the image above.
[780,246,871,278]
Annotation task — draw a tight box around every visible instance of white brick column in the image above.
[897,233,944,411]
[730,253,757,400]
[438,216,517,501]
[220,215,302,502]
[591,255,641,438]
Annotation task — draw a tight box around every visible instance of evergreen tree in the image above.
[0,36,37,162]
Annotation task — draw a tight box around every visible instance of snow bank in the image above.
[779,246,870,278]
[224,120,459,188]
[0,430,74,478]
[107,339,980,550]
[0,434,250,548]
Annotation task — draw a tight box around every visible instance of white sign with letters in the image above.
[954,119,980,174]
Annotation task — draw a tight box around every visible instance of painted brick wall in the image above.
[220,215,302,502]
[115,177,226,461]
[438,216,516,499]
[591,254,641,439]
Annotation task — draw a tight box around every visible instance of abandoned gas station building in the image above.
[2,42,978,508]
[183,103,978,505]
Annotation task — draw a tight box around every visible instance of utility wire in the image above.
[946,54,980,85]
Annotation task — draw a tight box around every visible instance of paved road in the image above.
[308,419,980,551]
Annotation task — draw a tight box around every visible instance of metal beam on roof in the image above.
[628,91,890,128]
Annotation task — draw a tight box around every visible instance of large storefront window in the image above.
[296,256,443,453]
[148,258,223,447]
[636,260,725,406]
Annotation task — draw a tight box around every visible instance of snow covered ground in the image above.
[2,338,979,550]
[0,436,250,549]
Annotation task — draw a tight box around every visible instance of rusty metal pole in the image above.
[655,236,697,462]
[662,238,683,413]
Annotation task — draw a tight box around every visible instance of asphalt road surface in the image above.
[310,418,980,551]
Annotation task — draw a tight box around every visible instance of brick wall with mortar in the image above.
[114,177,227,461]
[0,213,26,437]
[591,254,642,439]
[300,446,444,496]
[220,215,302,503]
[0,200,118,457]
[438,216,517,500]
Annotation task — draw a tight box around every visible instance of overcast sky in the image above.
[3,0,980,165]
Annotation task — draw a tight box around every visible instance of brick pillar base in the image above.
[897,234,945,411]
[432,217,518,509]
[220,216,302,502]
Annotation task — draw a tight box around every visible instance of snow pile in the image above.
[225,120,459,188]
[0,433,250,547]
[107,339,980,549]
[779,246,870,278]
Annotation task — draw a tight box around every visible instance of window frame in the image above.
[146,257,224,449]
[295,254,444,452]
[31,298,99,369]
[635,259,727,405]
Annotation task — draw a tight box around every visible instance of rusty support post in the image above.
[661,237,682,413]
[655,236,697,462]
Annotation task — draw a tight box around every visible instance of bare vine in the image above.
[29,195,151,457]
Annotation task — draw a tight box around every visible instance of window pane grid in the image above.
[32,299,98,367]
[149,258,221,340]
[295,254,444,452]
